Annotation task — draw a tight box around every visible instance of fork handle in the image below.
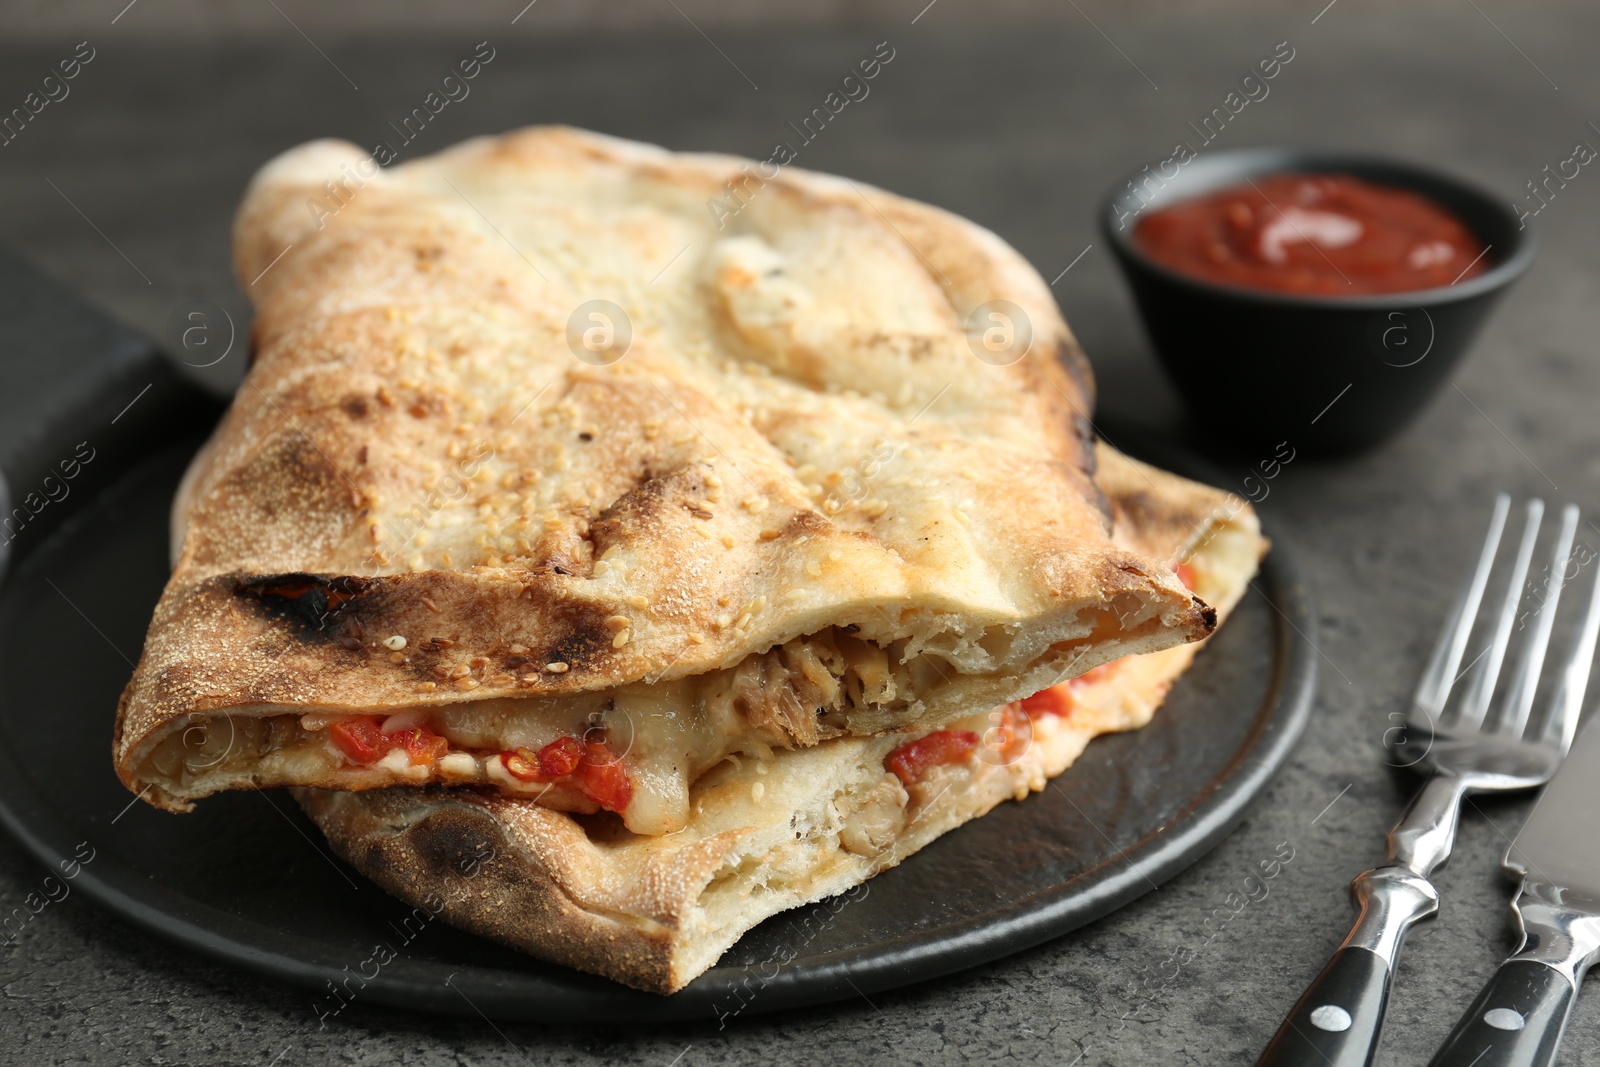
[1256,867,1439,1067]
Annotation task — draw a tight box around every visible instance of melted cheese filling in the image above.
[150,550,1216,831]
[142,627,984,835]
[143,550,1213,835]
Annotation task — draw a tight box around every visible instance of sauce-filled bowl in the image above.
[1101,148,1535,456]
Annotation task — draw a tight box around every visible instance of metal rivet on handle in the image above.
[1483,1008,1525,1031]
[1310,1005,1352,1032]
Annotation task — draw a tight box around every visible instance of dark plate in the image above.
[0,428,1316,1024]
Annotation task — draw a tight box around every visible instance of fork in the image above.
[1258,495,1600,1067]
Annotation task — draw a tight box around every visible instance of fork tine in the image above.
[1456,499,1544,729]
[1541,519,1600,753]
[1498,504,1579,737]
[1413,493,1510,717]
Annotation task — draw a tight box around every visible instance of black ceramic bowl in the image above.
[1101,148,1535,456]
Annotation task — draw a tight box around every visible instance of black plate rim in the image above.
[0,439,1316,1025]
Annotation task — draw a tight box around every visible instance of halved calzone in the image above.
[295,444,1267,993]
[115,128,1212,832]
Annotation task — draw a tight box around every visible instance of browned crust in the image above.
[1097,445,1244,566]
[116,127,1212,810]
[296,444,1266,994]
[292,787,748,993]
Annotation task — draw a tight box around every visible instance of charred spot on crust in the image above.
[357,841,389,872]
[415,243,447,264]
[406,393,446,420]
[588,464,714,557]
[1082,466,1112,527]
[405,807,504,883]
[1195,598,1218,632]
[1108,491,1207,555]
[1039,333,1098,479]
[341,394,371,419]
[535,606,615,675]
[1111,490,1159,532]
[1056,334,1096,414]
[784,509,830,537]
[238,573,380,633]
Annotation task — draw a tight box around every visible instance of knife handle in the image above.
[1426,960,1574,1067]
[1255,947,1390,1067]
[1256,867,1439,1067]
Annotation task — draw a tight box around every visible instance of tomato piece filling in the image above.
[326,712,634,815]
[328,716,450,767]
[497,735,633,814]
[392,726,448,764]
[980,703,1031,760]
[885,729,979,786]
[575,740,633,813]
[1021,684,1075,721]
[328,717,388,764]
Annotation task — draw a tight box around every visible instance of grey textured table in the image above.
[4,5,1600,1064]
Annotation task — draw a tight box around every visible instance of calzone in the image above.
[295,444,1266,993]
[115,128,1213,835]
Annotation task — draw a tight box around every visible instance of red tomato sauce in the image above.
[1134,173,1489,295]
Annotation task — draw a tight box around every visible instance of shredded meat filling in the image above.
[718,629,908,748]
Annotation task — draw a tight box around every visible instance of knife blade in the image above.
[1428,719,1600,1067]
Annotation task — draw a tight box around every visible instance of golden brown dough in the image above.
[296,444,1267,993]
[115,128,1212,815]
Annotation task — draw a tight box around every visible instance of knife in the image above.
[1428,719,1600,1067]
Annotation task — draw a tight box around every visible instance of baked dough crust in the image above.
[295,444,1266,993]
[115,128,1212,811]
